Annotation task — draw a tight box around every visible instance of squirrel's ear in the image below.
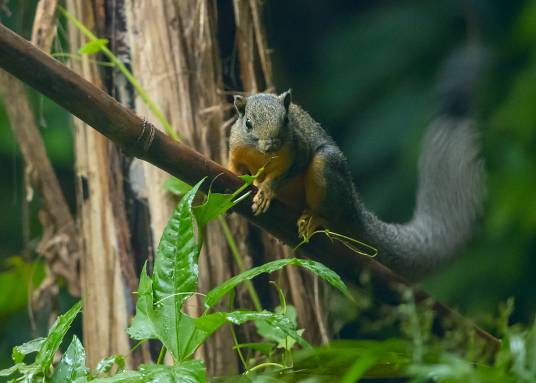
[233,95,247,116]
[278,89,292,112]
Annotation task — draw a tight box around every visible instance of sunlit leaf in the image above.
[79,38,109,55]
[35,301,82,374]
[11,337,45,363]
[50,336,88,383]
[92,361,205,383]
[95,354,125,375]
[164,177,192,196]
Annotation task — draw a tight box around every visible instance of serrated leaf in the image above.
[11,337,45,363]
[79,38,108,55]
[35,300,82,374]
[204,258,352,309]
[50,336,88,383]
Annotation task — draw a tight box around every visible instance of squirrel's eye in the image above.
[245,118,253,131]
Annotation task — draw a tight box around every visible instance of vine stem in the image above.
[219,216,262,311]
[156,345,167,365]
[57,5,180,141]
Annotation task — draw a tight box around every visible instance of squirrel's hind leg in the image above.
[299,146,354,238]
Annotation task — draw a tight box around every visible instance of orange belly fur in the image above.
[229,144,306,209]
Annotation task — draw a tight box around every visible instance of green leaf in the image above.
[91,361,206,383]
[11,337,45,363]
[35,300,83,374]
[0,257,44,317]
[193,192,240,228]
[255,306,304,350]
[140,361,206,383]
[50,336,88,383]
[127,264,158,341]
[0,363,25,378]
[204,258,352,309]
[95,354,125,375]
[90,370,141,383]
[129,181,207,361]
[196,310,311,350]
[79,38,109,55]
[164,177,192,196]
[152,179,203,306]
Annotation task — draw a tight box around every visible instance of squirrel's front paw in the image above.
[252,186,274,216]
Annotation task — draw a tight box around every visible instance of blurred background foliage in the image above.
[0,0,534,370]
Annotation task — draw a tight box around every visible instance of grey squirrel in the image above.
[228,46,485,280]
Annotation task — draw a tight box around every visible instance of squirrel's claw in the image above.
[297,211,325,239]
[252,187,273,215]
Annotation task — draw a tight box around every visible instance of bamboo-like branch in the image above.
[0,23,500,351]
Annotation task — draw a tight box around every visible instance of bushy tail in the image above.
[358,46,486,279]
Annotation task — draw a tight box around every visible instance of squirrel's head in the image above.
[233,90,292,153]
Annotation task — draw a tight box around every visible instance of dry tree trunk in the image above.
[232,0,329,344]
[122,0,238,375]
[66,0,139,368]
[0,0,80,327]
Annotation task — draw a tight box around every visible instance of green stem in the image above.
[128,339,147,355]
[219,216,262,311]
[230,320,249,373]
[156,345,167,365]
[58,5,180,141]
[245,362,285,374]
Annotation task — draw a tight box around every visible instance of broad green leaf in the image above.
[35,300,82,374]
[128,259,202,361]
[195,310,310,350]
[95,354,125,375]
[151,180,204,361]
[193,192,240,228]
[50,336,88,383]
[164,177,192,196]
[92,361,205,383]
[291,258,353,302]
[255,306,303,350]
[11,337,45,363]
[129,181,207,361]
[90,370,141,383]
[127,264,158,341]
[140,361,206,383]
[152,179,203,306]
[204,258,352,309]
[79,38,109,55]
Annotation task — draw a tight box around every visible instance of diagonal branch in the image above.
[0,23,500,352]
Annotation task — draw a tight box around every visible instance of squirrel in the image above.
[228,47,485,280]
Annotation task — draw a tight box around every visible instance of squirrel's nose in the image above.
[259,138,281,153]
